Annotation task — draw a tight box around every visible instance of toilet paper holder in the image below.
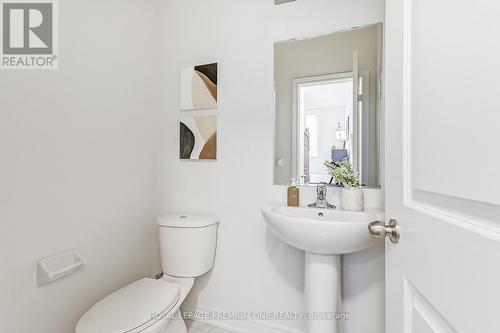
[37,249,86,286]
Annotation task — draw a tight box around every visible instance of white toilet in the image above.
[75,214,219,333]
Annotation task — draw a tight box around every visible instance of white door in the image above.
[385,0,500,332]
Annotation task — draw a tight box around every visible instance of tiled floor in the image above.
[186,320,235,333]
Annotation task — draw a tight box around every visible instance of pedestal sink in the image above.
[261,204,384,333]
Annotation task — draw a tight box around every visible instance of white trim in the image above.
[403,278,414,333]
[358,69,371,186]
[406,199,500,242]
[181,304,303,333]
[403,279,457,333]
[352,50,360,176]
[402,0,413,206]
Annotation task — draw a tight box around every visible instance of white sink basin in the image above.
[261,204,384,255]
[261,203,384,333]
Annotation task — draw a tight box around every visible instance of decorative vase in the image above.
[341,187,364,211]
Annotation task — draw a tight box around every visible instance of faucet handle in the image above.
[317,183,327,197]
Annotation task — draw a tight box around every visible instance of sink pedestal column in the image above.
[304,253,341,333]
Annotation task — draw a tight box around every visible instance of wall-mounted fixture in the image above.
[275,0,296,5]
[37,249,86,286]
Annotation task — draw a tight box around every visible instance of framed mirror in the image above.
[273,23,383,187]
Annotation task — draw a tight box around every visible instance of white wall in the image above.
[0,0,159,332]
[155,1,385,332]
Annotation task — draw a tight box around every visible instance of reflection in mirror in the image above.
[273,23,383,188]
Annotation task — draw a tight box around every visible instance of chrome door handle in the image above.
[368,219,400,244]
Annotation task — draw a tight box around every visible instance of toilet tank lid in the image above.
[158,214,219,228]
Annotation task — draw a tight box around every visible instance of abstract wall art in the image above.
[180,116,217,160]
[180,63,218,110]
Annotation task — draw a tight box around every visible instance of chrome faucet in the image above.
[308,184,335,209]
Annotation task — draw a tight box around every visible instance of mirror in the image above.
[273,23,383,187]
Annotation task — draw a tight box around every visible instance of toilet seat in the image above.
[76,278,180,333]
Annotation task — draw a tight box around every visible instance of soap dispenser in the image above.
[287,178,299,207]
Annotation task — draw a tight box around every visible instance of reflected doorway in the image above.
[296,74,354,183]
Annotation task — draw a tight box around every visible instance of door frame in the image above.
[291,72,353,181]
[291,71,371,183]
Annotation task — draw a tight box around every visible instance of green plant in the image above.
[324,158,360,188]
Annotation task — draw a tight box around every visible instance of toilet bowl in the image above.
[75,214,219,333]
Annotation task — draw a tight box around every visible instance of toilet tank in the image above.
[157,214,219,277]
